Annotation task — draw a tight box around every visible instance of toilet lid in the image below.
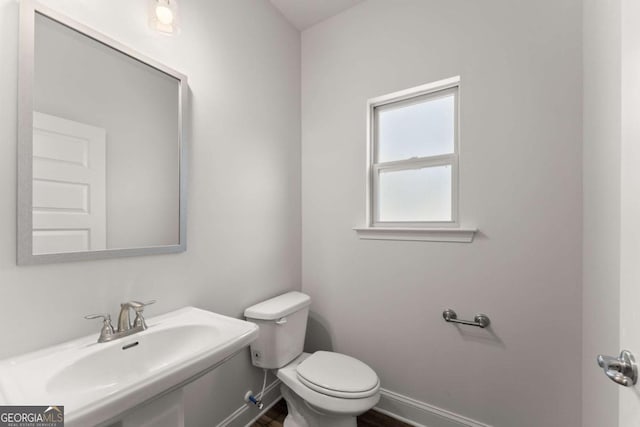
[296,351,379,398]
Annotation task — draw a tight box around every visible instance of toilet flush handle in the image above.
[275,317,287,325]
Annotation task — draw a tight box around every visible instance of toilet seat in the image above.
[296,351,379,399]
[277,353,381,416]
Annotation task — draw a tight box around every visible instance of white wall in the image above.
[301,1,582,426]
[582,0,620,425]
[34,13,180,249]
[0,0,300,425]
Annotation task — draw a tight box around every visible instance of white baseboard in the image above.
[215,379,282,427]
[376,388,493,427]
[217,382,491,427]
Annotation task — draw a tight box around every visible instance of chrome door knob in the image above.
[597,350,638,387]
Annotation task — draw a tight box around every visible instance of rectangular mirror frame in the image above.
[17,0,188,265]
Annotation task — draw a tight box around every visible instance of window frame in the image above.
[366,76,461,229]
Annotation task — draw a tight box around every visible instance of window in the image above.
[355,77,475,242]
[371,77,459,226]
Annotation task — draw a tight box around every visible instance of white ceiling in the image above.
[269,0,365,31]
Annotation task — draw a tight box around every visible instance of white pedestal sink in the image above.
[0,307,258,426]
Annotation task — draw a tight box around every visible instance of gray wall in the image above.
[34,13,180,249]
[301,1,582,426]
[0,0,300,425]
[582,0,620,425]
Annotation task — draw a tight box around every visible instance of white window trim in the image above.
[353,226,476,243]
[354,76,477,243]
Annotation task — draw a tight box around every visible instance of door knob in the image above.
[597,350,638,387]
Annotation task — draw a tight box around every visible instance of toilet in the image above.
[244,291,380,427]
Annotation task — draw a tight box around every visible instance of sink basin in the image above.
[0,307,258,426]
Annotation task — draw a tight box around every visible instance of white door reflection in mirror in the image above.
[32,112,106,255]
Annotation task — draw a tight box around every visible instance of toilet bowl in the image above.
[277,352,380,427]
[244,292,381,427]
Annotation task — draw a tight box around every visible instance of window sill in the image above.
[353,227,477,243]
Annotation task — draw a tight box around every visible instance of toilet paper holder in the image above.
[442,309,491,328]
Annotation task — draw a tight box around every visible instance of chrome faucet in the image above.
[118,299,156,331]
[85,300,156,343]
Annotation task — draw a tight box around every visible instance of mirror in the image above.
[17,2,188,264]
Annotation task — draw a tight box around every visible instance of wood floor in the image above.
[251,398,412,427]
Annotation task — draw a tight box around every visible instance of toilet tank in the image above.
[244,291,311,369]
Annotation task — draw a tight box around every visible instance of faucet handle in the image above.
[84,313,111,321]
[131,300,156,330]
[131,300,156,309]
[84,314,115,342]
